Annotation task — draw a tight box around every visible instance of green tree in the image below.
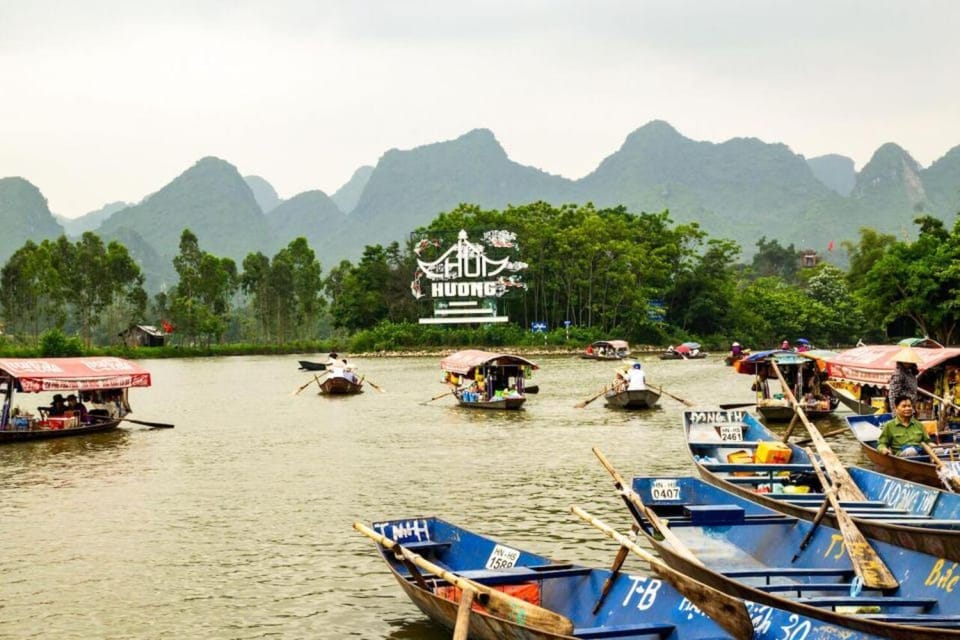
[856,215,960,344]
[170,230,238,346]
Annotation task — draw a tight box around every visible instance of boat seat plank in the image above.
[797,596,937,609]
[456,565,592,585]
[702,463,814,472]
[574,622,676,638]
[689,440,764,447]
[858,614,960,626]
[401,541,451,554]
[759,582,869,593]
[663,515,794,527]
[722,567,854,579]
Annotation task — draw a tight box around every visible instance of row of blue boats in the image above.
[355,356,960,638]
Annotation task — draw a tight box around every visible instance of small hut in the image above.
[119,325,166,347]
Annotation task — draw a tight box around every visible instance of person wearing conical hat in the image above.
[887,347,920,412]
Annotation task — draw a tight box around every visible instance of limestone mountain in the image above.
[806,154,856,196]
[264,190,346,262]
[338,129,577,255]
[97,157,272,272]
[58,201,130,237]
[850,143,928,233]
[244,175,282,214]
[0,177,63,264]
[331,165,373,214]
[922,145,960,217]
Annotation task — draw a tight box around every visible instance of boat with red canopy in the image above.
[824,344,960,418]
[439,349,537,410]
[0,357,151,442]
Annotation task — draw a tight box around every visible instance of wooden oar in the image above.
[769,360,866,502]
[591,526,635,614]
[353,522,575,635]
[421,389,455,405]
[292,374,323,396]
[719,401,756,410]
[793,426,847,446]
[653,384,695,407]
[452,587,476,640]
[805,447,899,590]
[592,447,702,566]
[121,417,175,429]
[574,386,608,408]
[919,387,960,412]
[363,377,386,393]
[922,442,960,492]
[571,506,754,640]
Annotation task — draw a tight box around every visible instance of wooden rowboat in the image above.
[317,373,363,395]
[297,360,327,371]
[684,408,960,562]
[846,413,958,488]
[357,516,879,639]
[603,387,661,409]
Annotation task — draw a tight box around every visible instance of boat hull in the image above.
[0,418,121,443]
[298,360,326,371]
[455,396,526,410]
[318,376,363,395]
[604,388,660,409]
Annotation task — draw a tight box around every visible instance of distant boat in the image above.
[660,342,707,360]
[581,339,630,360]
[734,349,839,421]
[298,360,327,371]
[439,349,537,410]
[603,387,661,409]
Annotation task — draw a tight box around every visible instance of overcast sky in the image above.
[2,0,958,218]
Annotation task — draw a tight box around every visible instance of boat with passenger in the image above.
[439,349,537,410]
[659,342,707,360]
[845,413,959,488]
[580,339,629,360]
[355,515,880,639]
[734,349,839,421]
[0,356,151,442]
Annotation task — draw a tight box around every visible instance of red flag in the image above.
[161,320,174,333]
[828,241,834,251]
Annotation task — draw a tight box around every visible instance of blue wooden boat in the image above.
[623,474,960,638]
[356,515,880,639]
[846,413,959,488]
[684,408,960,562]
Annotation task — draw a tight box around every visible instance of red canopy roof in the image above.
[0,357,152,393]
[439,350,538,375]
[824,345,960,387]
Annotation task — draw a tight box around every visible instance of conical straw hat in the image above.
[893,347,922,364]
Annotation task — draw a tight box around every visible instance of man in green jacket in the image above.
[877,395,930,456]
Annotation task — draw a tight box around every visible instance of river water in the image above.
[0,354,865,639]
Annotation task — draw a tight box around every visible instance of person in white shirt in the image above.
[626,363,646,390]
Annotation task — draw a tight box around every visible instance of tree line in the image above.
[1,203,958,351]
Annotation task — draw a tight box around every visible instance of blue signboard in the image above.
[531,322,547,333]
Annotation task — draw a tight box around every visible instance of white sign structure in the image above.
[411,229,527,325]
